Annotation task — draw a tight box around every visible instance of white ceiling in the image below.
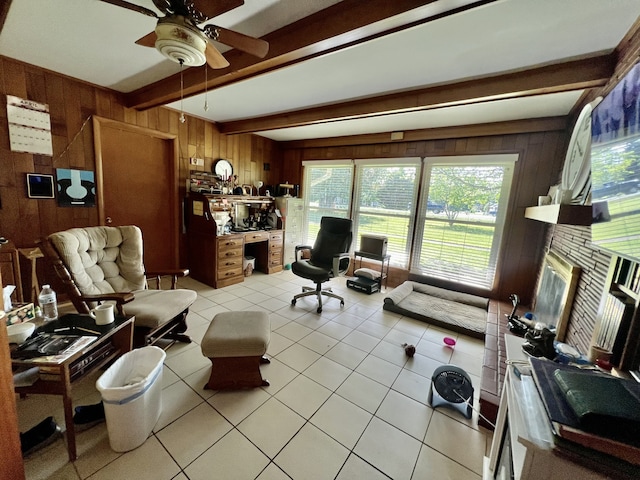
[1,0,640,142]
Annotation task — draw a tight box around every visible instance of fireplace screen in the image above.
[532,249,581,341]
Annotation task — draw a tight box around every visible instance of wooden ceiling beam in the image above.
[218,54,616,134]
[124,0,497,110]
[281,116,567,149]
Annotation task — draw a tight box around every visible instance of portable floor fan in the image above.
[428,365,474,419]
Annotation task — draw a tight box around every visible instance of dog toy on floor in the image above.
[402,343,416,357]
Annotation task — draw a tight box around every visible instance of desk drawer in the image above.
[217,265,243,281]
[269,250,282,266]
[218,245,242,260]
[244,232,269,244]
[269,232,283,245]
[217,255,243,269]
[217,235,244,252]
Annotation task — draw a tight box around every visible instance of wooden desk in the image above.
[189,229,283,288]
[12,314,134,461]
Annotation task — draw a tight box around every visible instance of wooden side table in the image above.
[12,314,134,461]
[18,247,43,305]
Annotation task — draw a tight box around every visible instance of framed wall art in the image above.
[26,173,55,199]
[56,168,96,207]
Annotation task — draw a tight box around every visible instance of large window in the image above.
[412,155,516,290]
[302,160,353,244]
[353,159,420,268]
[300,154,516,290]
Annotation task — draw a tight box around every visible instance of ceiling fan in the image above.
[100,0,269,69]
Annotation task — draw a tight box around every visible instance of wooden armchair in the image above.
[39,225,197,348]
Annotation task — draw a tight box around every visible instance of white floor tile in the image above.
[88,436,180,480]
[336,453,391,479]
[310,394,372,449]
[237,397,306,458]
[355,354,402,387]
[184,429,270,480]
[354,417,422,480]
[424,411,487,474]
[207,388,271,425]
[303,356,352,391]
[274,375,332,419]
[274,423,350,480]
[156,402,233,468]
[275,343,321,372]
[376,389,433,441]
[336,372,389,413]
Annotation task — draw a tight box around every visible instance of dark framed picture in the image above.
[26,173,55,199]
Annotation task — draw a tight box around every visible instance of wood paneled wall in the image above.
[281,129,568,304]
[0,56,280,279]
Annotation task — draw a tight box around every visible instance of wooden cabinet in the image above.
[215,234,245,288]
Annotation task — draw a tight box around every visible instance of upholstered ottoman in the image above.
[201,311,270,390]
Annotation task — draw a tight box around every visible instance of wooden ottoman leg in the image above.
[205,356,269,390]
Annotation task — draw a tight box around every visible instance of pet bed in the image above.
[383,281,489,338]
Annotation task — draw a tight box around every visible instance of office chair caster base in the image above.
[291,299,297,306]
[317,307,322,313]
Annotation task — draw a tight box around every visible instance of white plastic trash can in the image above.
[96,346,166,452]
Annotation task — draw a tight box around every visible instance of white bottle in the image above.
[38,284,58,322]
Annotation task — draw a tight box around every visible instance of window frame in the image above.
[411,154,517,290]
[352,158,421,268]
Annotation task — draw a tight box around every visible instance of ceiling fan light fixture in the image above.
[155,18,207,67]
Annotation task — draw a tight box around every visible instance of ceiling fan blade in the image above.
[99,0,158,18]
[152,0,172,15]
[205,43,230,69]
[192,0,245,20]
[203,25,268,58]
[135,31,157,48]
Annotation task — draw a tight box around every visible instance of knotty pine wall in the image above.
[0,56,281,282]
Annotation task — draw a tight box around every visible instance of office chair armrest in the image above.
[145,269,190,289]
[332,252,352,276]
[79,293,135,316]
[295,245,313,261]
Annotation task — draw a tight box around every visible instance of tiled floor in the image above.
[17,271,491,479]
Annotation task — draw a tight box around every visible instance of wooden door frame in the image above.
[92,116,180,267]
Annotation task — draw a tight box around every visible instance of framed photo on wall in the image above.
[26,173,55,199]
[56,168,96,207]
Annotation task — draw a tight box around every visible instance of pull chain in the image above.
[179,60,186,124]
[203,64,209,112]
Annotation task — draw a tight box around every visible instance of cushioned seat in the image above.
[40,225,196,348]
[201,311,270,390]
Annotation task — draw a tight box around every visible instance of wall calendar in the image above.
[6,95,53,156]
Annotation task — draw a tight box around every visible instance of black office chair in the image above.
[291,217,353,313]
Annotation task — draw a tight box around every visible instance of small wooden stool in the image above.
[201,311,270,390]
